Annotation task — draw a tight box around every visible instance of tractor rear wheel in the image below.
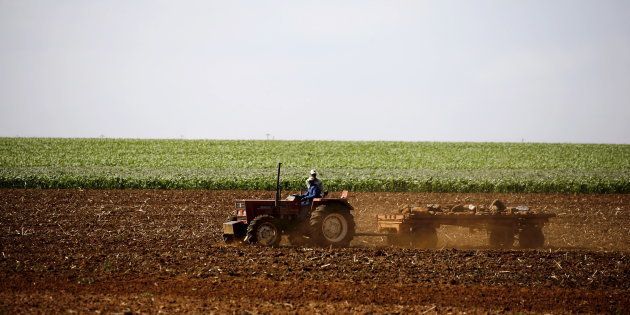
[309,205,355,247]
[519,225,545,248]
[489,225,515,249]
[246,215,281,247]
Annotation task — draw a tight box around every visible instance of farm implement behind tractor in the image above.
[377,201,556,249]
[223,164,556,248]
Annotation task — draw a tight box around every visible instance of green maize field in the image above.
[1,138,628,193]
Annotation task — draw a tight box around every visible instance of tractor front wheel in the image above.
[246,215,281,247]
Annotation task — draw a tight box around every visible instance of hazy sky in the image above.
[1,1,629,143]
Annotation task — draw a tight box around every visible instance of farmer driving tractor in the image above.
[301,169,324,202]
[297,169,324,219]
[300,177,322,204]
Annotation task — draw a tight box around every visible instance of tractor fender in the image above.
[313,199,354,211]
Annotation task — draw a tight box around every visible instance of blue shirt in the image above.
[300,183,322,201]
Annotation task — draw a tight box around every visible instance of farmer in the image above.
[300,177,322,204]
[305,169,324,195]
[297,177,322,220]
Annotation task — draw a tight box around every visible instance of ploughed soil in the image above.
[0,189,628,314]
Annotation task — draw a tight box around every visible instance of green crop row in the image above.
[1,138,629,193]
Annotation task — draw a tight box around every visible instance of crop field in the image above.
[1,138,629,193]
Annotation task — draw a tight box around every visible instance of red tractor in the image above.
[222,163,356,247]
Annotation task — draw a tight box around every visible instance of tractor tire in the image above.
[489,226,515,249]
[411,227,438,249]
[309,205,355,247]
[246,215,281,247]
[519,225,545,248]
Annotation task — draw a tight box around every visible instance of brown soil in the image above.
[0,189,628,313]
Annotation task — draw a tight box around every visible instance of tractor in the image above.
[222,163,356,247]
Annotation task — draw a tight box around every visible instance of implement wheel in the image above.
[387,233,411,247]
[519,225,545,248]
[246,215,281,247]
[412,227,438,249]
[388,227,437,249]
[489,226,515,249]
[309,205,355,247]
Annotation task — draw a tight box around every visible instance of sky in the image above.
[0,0,629,143]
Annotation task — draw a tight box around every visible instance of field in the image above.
[1,189,628,313]
[1,138,629,313]
[1,138,629,193]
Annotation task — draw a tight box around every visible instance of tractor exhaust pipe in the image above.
[275,162,282,207]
